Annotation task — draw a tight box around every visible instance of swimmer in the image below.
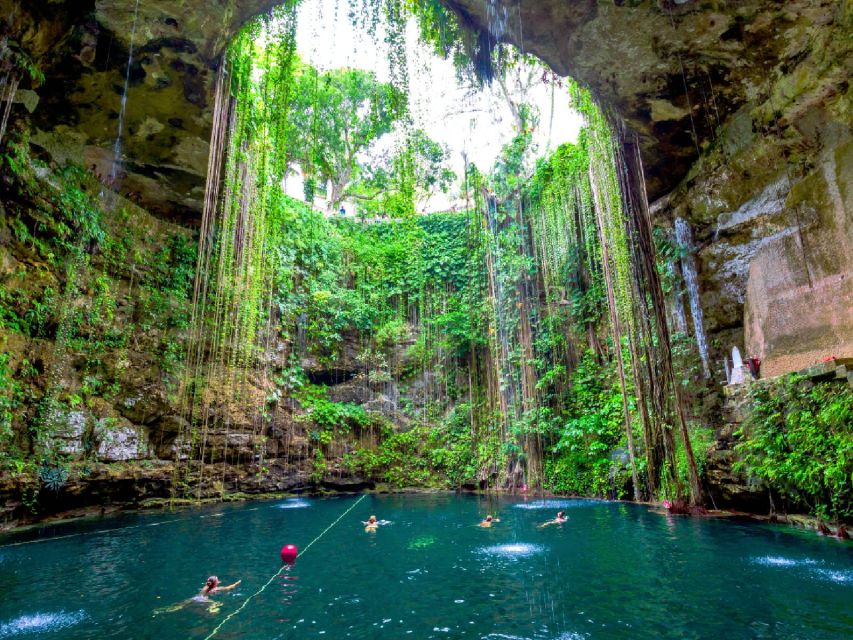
[479,515,500,528]
[540,511,568,528]
[363,515,380,532]
[201,575,241,597]
[153,575,241,617]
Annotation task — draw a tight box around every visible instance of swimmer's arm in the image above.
[218,580,242,591]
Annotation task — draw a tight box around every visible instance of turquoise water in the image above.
[0,494,851,639]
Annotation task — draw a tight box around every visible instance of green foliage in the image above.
[0,284,55,337]
[1,40,46,86]
[0,135,194,467]
[345,425,437,487]
[287,64,406,209]
[355,129,456,216]
[310,449,327,484]
[734,376,853,519]
[297,384,372,435]
[544,352,627,497]
[0,353,27,471]
[2,144,105,267]
[427,404,478,486]
[652,226,686,296]
[38,459,69,492]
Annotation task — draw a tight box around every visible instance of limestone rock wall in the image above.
[1,0,276,219]
[744,140,853,377]
[654,75,851,381]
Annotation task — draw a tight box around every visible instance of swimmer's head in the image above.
[368,515,377,523]
[557,511,565,518]
[206,576,219,589]
[485,515,493,522]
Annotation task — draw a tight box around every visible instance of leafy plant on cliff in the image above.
[0,353,27,471]
[38,459,69,492]
[544,351,626,497]
[734,375,853,519]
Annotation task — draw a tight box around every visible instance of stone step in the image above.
[799,361,838,380]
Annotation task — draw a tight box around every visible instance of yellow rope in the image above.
[202,494,367,640]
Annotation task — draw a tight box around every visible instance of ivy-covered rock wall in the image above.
[5,0,849,383]
[1,0,850,526]
[0,141,485,527]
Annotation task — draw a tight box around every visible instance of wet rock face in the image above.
[2,0,276,220]
[6,0,848,216]
[95,419,148,462]
[656,86,852,380]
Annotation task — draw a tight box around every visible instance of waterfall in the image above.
[675,217,711,378]
[108,0,141,188]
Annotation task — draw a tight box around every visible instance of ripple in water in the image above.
[277,499,312,509]
[483,633,585,639]
[512,499,596,511]
[752,556,817,568]
[0,611,86,637]
[752,557,852,584]
[478,543,544,559]
[814,568,853,584]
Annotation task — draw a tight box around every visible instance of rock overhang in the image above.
[3,0,849,222]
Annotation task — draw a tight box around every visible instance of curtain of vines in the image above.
[517,84,703,504]
[176,5,300,498]
[172,1,703,504]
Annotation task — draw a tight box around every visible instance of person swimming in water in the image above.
[200,576,241,597]
[479,515,500,528]
[540,511,568,528]
[364,515,380,531]
[153,575,241,617]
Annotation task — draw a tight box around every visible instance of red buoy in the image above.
[280,544,299,564]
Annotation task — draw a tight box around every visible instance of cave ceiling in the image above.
[2,0,848,219]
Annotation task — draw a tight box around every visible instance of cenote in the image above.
[1,0,852,637]
[1,495,852,639]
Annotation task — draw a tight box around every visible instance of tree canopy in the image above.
[286,64,405,208]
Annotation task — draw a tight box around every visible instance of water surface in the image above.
[0,494,850,639]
